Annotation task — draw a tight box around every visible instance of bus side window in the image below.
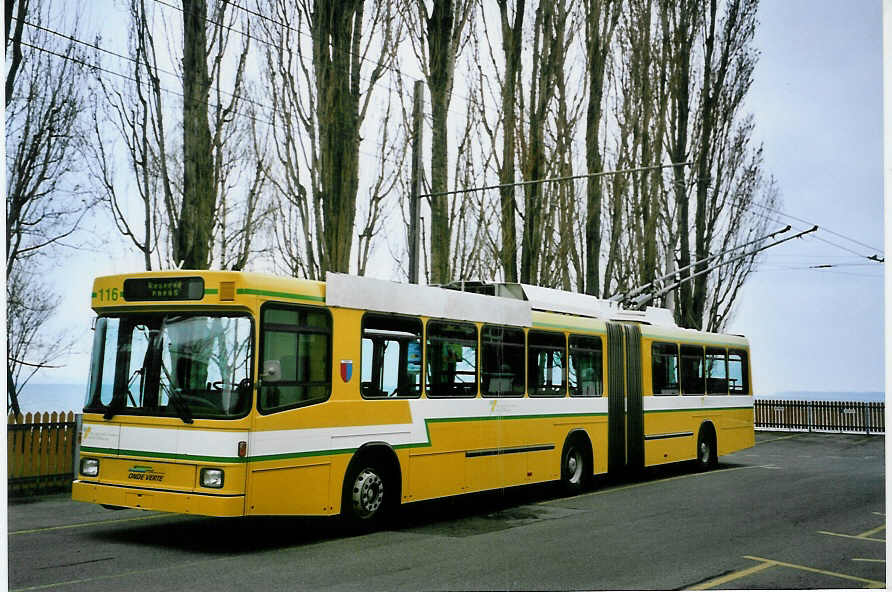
[652,342,679,395]
[680,344,705,395]
[481,325,525,397]
[361,314,423,398]
[569,334,603,397]
[260,306,331,413]
[528,331,566,397]
[705,347,728,395]
[426,321,477,398]
[728,349,749,394]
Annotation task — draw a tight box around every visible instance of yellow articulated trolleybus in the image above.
[73,271,754,525]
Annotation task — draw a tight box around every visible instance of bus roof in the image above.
[91,271,745,344]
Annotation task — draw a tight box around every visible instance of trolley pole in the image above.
[408,80,424,284]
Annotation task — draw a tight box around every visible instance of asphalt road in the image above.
[8,432,886,591]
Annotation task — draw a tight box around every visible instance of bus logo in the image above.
[340,360,353,383]
[128,466,164,482]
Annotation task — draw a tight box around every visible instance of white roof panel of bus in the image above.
[325,273,533,327]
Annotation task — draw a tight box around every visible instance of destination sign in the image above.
[123,277,204,301]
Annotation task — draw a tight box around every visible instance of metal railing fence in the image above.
[755,400,884,434]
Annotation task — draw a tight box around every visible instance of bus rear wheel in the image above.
[343,461,388,527]
[560,438,589,495]
[696,428,717,471]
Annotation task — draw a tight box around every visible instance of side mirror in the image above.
[260,359,281,383]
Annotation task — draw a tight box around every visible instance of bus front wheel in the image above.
[343,461,388,526]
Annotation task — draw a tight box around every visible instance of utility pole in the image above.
[408,80,424,284]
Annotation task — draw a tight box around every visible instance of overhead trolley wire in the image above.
[158,0,417,100]
[160,0,543,130]
[16,26,407,168]
[745,200,883,259]
[16,16,272,115]
[418,162,693,199]
[21,6,886,263]
[710,184,883,264]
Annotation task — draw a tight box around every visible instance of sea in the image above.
[8,383,886,415]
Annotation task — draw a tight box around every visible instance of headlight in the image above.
[200,468,224,488]
[80,458,99,477]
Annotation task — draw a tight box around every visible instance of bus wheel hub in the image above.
[353,469,383,518]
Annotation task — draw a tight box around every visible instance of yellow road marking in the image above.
[541,464,768,505]
[687,560,775,589]
[9,513,167,535]
[856,524,885,538]
[852,558,885,563]
[755,433,803,445]
[818,530,885,543]
[743,555,885,588]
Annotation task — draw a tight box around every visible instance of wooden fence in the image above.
[755,400,884,434]
[8,411,79,497]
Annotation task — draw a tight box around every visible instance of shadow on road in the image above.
[83,459,746,553]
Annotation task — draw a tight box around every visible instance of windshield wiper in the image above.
[164,385,194,424]
[104,368,143,420]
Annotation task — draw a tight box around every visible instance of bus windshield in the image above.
[84,313,253,420]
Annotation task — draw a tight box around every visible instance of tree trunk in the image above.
[425,0,458,284]
[5,0,27,104]
[496,0,523,283]
[313,0,362,273]
[584,0,620,296]
[178,0,215,269]
[520,2,554,285]
[663,0,700,326]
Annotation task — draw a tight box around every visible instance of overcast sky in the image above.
[727,0,883,394]
[26,0,885,401]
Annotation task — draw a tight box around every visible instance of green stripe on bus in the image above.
[236,288,325,302]
[80,409,747,465]
[80,412,611,465]
[91,292,97,298]
[204,288,219,295]
[248,447,355,463]
[80,446,244,464]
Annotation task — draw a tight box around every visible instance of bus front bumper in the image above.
[72,480,245,517]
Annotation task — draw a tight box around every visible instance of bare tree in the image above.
[404,0,473,284]
[260,0,399,278]
[212,99,271,271]
[492,0,524,283]
[5,0,28,102]
[541,1,585,291]
[5,0,91,413]
[582,0,621,296]
[6,269,74,415]
[88,0,266,271]
[660,0,702,321]
[516,2,558,285]
[688,0,760,329]
[87,0,171,270]
[355,88,407,276]
[177,0,215,268]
